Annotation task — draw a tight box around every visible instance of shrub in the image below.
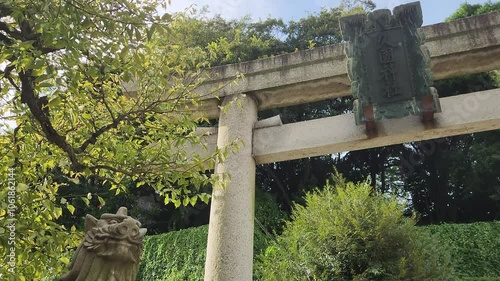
[425,222,500,280]
[255,176,452,281]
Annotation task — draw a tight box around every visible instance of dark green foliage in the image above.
[446,1,500,22]
[255,189,289,235]
[434,72,499,98]
[137,225,269,281]
[255,176,452,281]
[137,225,208,281]
[180,1,376,67]
[425,222,500,280]
[55,172,138,230]
[284,8,344,51]
[402,71,500,224]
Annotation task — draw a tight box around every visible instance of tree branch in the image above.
[65,0,149,26]
[90,165,135,177]
[1,12,62,55]
[0,21,22,41]
[99,85,116,122]
[0,31,13,45]
[19,71,83,171]
[2,65,21,92]
[78,90,193,153]
[77,113,130,153]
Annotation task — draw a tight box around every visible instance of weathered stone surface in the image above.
[60,207,146,281]
[340,1,441,125]
[253,88,500,164]
[185,88,500,168]
[187,11,500,118]
[204,94,257,281]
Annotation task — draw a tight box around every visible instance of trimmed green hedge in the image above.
[137,225,207,281]
[425,221,500,280]
[137,225,269,281]
[138,221,500,280]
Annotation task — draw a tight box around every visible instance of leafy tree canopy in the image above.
[446,1,500,21]
[0,0,231,279]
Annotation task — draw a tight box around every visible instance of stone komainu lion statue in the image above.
[60,207,147,281]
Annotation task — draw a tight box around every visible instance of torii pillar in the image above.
[204,93,258,281]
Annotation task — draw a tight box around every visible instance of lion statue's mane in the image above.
[60,207,147,281]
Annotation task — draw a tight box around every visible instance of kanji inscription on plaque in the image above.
[340,1,441,129]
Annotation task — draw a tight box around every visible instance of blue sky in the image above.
[168,0,491,25]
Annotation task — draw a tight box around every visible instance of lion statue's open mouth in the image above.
[60,207,147,281]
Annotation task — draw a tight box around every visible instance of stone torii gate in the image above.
[187,11,500,281]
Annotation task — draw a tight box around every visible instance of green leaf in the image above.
[67,204,75,215]
[147,24,156,41]
[34,74,50,83]
[135,27,142,41]
[199,194,211,204]
[48,97,62,108]
[69,177,80,184]
[161,13,172,21]
[174,200,181,208]
[81,197,90,206]
[19,56,34,69]
[54,207,63,218]
[38,82,53,88]
[97,196,105,207]
[53,40,66,49]
[126,26,134,38]
[17,183,29,192]
[59,257,70,265]
[18,40,35,50]
[0,50,13,62]
[120,45,130,59]
[190,196,197,206]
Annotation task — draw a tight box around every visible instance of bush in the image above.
[425,222,500,280]
[255,176,452,281]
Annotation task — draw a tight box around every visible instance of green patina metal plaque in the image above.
[340,1,441,128]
